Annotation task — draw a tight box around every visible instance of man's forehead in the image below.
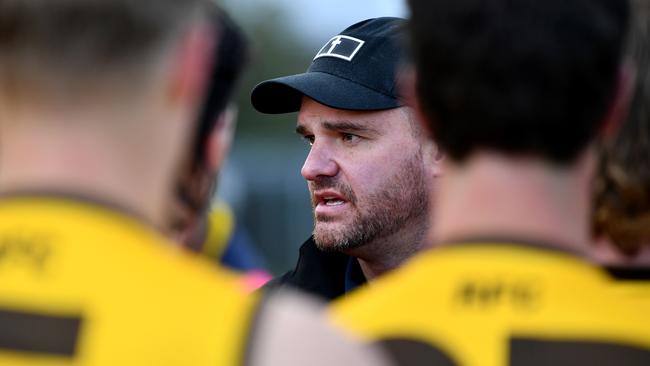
[297,97,400,130]
[297,113,386,135]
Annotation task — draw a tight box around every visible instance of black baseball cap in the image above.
[251,17,406,114]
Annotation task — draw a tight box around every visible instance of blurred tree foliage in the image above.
[223,3,315,138]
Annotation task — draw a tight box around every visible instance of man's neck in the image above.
[431,152,594,255]
[0,121,171,227]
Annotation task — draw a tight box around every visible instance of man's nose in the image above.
[301,142,339,181]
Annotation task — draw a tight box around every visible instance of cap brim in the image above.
[250,71,400,114]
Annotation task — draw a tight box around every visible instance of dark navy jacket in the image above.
[264,237,366,301]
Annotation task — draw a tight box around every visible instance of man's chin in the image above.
[313,223,362,252]
[313,241,344,252]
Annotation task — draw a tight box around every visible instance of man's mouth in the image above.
[322,197,345,206]
[313,190,349,209]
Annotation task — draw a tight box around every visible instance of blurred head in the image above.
[0,0,216,223]
[407,0,630,165]
[252,18,440,253]
[167,8,250,245]
[593,0,650,260]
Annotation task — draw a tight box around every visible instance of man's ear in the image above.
[421,140,444,179]
[205,114,226,175]
[600,60,636,141]
[399,65,434,140]
[168,23,217,109]
[205,107,237,174]
[430,142,444,178]
[400,66,444,177]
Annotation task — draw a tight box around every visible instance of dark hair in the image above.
[407,0,630,164]
[177,7,249,214]
[192,7,250,166]
[593,0,650,254]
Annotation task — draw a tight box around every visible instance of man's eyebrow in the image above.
[295,125,309,136]
[322,121,378,134]
[295,120,380,136]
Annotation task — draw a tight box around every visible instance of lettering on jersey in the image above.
[0,308,81,356]
[455,277,541,310]
[0,231,53,273]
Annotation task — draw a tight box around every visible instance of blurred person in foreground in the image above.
[167,9,271,288]
[251,17,442,300]
[332,0,650,364]
[0,1,388,365]
[592,0,650,270]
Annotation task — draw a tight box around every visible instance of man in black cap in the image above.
[252,17,442,300]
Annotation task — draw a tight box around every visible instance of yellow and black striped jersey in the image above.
[331,242,650,366]
[0,195,259,366]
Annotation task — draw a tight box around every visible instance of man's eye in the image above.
[303,135,315,145]
[342,133,360,143]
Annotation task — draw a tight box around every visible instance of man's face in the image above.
[297,97,431,251]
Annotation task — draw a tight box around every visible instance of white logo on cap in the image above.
[314,35,365,62]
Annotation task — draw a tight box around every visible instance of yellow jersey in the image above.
[332,242,650,366]
[605,267,650,308]
[0,195,259,366]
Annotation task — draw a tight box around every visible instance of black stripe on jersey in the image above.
[372,337,650,366]
[605,266,650,281]
[0,308,81,356]
[511,337,650,365]
[375,339,458,366]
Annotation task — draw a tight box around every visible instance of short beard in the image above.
[312,151,429,252]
